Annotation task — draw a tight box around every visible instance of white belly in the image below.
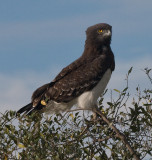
[77,69,111,109]
[44,69,111,114]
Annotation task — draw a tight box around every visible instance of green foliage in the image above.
[0,68,152,160]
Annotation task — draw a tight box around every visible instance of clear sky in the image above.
[0,0,152,112]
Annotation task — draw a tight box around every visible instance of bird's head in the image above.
[86,23,112,46]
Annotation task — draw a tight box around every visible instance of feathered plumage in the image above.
[17,23,115,115]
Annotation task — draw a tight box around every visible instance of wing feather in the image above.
[45,53,112,103]
[31,50,114,108]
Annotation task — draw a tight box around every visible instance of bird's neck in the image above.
[82,41,111,58]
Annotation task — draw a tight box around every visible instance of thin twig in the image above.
[95,135,111,142]
[143,68,152,85]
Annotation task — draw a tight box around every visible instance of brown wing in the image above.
[45,53,113,103]
[31,56,85,104]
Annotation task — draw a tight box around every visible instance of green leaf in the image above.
[107,102,113,106]
[18,143,25,148]
[128,67,133,75]
[114,89,120,93]
[84,148,90,155]
[143,103,152,106]
[123,87,128,92]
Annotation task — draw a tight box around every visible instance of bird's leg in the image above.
[91,105,100,121]
[93,112,97,120]
[91,106,107,126]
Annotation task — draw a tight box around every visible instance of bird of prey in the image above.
[17,23,115,115]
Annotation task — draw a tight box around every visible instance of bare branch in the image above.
[93,107,141,160]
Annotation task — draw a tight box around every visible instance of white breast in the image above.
[77,69,111,109]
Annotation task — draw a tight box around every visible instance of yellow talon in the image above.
[41,100,46,106]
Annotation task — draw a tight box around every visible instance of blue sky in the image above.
[0,0,152,112]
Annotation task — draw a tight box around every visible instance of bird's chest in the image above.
[77,69,111,109]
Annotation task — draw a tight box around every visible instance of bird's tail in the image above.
[17,83,50,116]
[17,103,34,115]
[17,102,45,116]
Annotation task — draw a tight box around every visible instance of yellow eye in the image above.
[98,29,103,33]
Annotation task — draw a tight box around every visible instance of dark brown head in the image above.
[85,23,112,46]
